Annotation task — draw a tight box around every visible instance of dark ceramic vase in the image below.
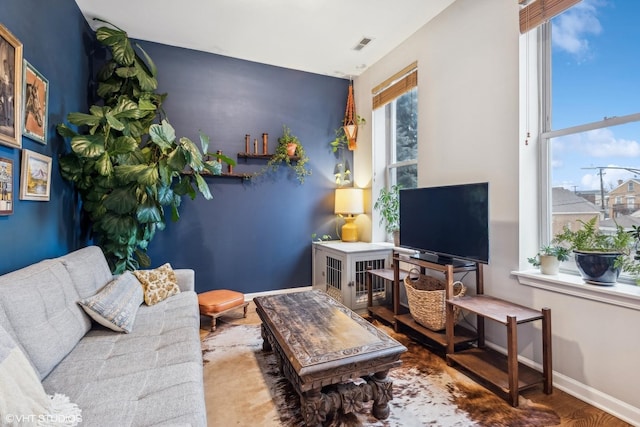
[573,251,621,286]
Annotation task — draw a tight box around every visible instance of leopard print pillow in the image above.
[133,263,180,306]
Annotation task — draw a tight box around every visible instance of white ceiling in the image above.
[74,0,455,79]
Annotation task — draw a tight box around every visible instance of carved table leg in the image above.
[301,388,328,427]
[369,369,393,420]
[260,324,272,352]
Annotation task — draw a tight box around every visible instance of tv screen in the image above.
[399,182,489,265]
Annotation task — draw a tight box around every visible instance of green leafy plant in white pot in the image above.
[528,245,571,275]
[374,184,401,246]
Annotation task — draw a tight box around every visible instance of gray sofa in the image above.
[0,246,206,426]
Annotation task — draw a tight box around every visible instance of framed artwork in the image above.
[19,149,51,201]
[0,24,23,149]
[22,60,48,144]
[0,157,13,215]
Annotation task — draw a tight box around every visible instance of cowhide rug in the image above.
[201,311,560,427]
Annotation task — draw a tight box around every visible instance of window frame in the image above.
[531,7,640,293]
[371,66,418,243]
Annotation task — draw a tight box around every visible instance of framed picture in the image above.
[0,24,23,149]
[22,60,48,144]
[0,157,13,215]
[19,149,51,201]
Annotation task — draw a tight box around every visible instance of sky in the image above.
[550,0,640,192]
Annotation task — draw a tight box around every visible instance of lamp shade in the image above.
[334,187,364,215]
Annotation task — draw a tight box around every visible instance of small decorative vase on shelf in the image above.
[286,143,297,156]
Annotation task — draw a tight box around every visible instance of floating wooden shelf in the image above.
[183,170,252,180]
[237,152,300,161]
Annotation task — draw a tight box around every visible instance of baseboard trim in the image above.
[485,342,640,426]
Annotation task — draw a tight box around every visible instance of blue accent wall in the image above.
[0,3,347,293]
[0,0,91,274]
[138,41,348,293]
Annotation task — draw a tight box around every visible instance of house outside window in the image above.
[540,1,640,259]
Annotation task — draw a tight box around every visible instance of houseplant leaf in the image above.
[71,134,106,158]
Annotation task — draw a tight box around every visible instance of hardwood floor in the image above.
[202,304,634,426]
[522,387,632,426]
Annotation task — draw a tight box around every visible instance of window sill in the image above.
[512,269,640,311]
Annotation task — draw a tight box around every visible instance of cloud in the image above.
[583,128,640,157]
[554,128,640,158]
[552,0,603,59]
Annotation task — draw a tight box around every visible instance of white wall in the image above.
[354,0,640,423]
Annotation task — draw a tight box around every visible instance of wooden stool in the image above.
[198,289,249,331]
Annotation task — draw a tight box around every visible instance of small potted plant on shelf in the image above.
[260,124,311,184]
[527,245,571,275]
[374,184,401,246]
[552,216,635,285]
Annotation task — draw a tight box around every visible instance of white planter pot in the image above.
[539,255,560,275]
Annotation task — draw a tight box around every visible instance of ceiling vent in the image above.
[353,37,373,51]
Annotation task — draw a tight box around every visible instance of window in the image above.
[371,64,418,241]
[541,1,640,258]
[381,87,418,189]
[373,66,418,190]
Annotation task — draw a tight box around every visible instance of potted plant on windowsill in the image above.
[553,216,634,285]
[259,124,311,184]
[528,245,571,275]
[374,184,401,246]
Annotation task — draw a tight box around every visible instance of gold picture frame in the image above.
[0,24,23,149]
[22,60,48,144]
[0,157,13,214]
[19,149,51,201]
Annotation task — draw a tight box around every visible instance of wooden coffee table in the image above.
[253,290,407,426]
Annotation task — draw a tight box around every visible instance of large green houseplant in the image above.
[553,216,637,284]
[58,21,234,273]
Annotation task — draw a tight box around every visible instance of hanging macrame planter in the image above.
[343,81,358,151]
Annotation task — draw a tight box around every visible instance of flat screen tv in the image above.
[399,182,489,266]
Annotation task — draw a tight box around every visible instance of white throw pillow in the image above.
[78,271,143,333]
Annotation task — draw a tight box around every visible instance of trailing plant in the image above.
[311,233,333,242]
[374,184,401,234]
[329,115,366,153]
[328,116,365,186]
[260,124,311,183]
[527,245,571,267]
[57,21,234,273]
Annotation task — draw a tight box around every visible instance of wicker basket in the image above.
[403,268,466,331]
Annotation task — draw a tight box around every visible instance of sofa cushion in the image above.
[0,259,90,380]
[78,271,144,333]
[61,246,114,300]
[134,263,180,306]
[42,291,206,426]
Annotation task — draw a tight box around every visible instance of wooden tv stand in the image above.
[367,250,553,406]
[366,252,480,349]
[446,295,552,406]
